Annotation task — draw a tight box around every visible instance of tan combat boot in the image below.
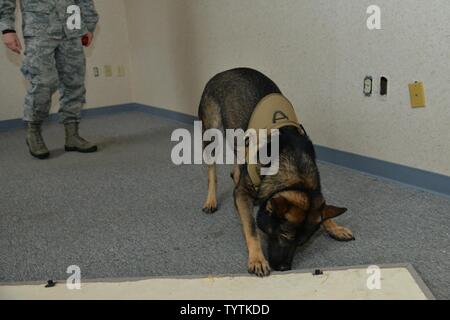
[26,122,50,159]
[64,123,98,153]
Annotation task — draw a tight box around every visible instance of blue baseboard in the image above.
[315,146,450,197]
[0,103,197,132]
[0,118,24,131]
[0,104,140,132]
[133,103,198,124]
[1,103,449,197]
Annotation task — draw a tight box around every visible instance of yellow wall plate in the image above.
[409,82,426,108]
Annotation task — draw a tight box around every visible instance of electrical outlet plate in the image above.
[93,67,100,77]
[364,76,373,96]
[409,82,426,108]
[104,65,113,78]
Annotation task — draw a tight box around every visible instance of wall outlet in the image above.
[104,65,113,78]
[409,82,426,108]
[364,76,373,96]
[93,67,100,77]
[117,65,125,77]
[380,76,388,96]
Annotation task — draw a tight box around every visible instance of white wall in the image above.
[0,0,132,121]
[332,0,450,176]
[125,0,337,119]
[125,0,450,176]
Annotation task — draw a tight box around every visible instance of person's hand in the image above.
[2,32,22,54]
[82,32,94,47]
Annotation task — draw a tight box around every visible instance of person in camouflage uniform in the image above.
[0,0,99,159]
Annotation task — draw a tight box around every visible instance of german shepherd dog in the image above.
[198,68,354,276]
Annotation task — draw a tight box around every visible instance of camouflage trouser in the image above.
[21,36,86,124]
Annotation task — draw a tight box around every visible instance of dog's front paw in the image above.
[202,201,218,214]
[328,226,355,242]
[248,256,271,277]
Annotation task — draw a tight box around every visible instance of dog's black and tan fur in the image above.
[198,68,354,276]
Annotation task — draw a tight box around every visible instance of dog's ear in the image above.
[321,205,347,221]
[266,195,290,216]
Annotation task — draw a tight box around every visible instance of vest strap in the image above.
[245,94,303,190]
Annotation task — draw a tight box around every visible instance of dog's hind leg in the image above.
[322,219,355,241]
[199,95,222,214]
[234,186,271,277]
[203,164,218,214]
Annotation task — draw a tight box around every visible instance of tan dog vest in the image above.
[246,94,304,189]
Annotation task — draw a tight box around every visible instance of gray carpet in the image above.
[0,110,449,299]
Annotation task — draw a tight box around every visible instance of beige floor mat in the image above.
[0,264,434,300]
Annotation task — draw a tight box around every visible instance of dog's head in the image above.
[256,190,347,271]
